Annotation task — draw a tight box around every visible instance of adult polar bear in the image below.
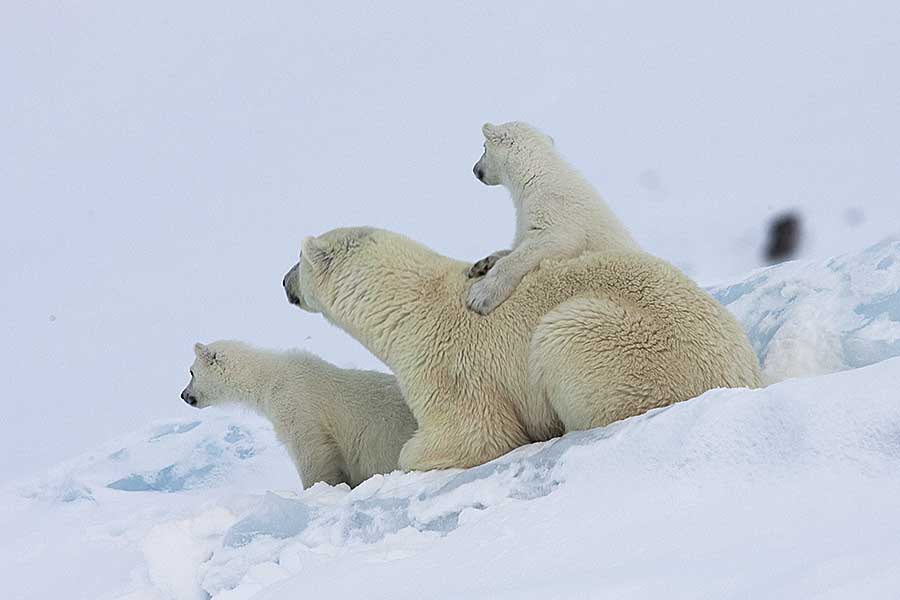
[283,229,761,472]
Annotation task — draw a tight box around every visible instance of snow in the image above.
[712,237,900,382]
[3,1,900,597]
[3,241,900,599]
[0,411,298,600]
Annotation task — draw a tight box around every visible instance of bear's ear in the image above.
[342,227,374,251]
[302,236,334,271]
[194,342,217,365]
[482,122,501,143]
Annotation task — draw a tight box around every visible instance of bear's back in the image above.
[443,250,760,391]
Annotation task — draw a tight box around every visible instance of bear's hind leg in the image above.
[293,433,351,488]
[399,419,525,471]
[531,296,671,432]
[398,429,464,472]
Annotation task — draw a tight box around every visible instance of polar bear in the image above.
[180,340,416,488]
[283,228,761,471]
[467,121,638,314]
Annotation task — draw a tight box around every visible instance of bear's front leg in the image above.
[398,429,460,472]
[467,249,511,279]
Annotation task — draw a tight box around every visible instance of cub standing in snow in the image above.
[180,340,416,489]
[468,121,639,314]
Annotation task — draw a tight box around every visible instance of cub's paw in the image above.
[467,250,511,279]
[466,275,513,315]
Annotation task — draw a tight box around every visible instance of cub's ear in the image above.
[194,342,217,365]
[302,236,334,271]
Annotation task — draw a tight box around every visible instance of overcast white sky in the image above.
[2,1,898,483]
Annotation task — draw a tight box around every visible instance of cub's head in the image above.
[180,342,231,409]
[473,121,555,186]
[283,226,380,316]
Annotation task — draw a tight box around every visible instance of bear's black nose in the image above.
[474,164,484,181]
[283,263,299,291]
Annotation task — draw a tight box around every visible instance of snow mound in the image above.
[0,411,298,600]
[710,237,900,382]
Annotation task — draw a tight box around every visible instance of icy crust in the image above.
[709,237,900,382]
[198,434,573,596]
[14,416,278,504]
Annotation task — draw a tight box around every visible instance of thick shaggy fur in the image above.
[284,228,762,471]
[181,341,416,488]
[467,121,638,314]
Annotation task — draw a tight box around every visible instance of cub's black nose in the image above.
[473,164,484,181]
[181,389,197,406]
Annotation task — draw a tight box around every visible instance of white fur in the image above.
[467,121,638,314]
[181,341,415,488]
[285,228,761,471]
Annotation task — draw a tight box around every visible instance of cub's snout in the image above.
[180,387,198,407]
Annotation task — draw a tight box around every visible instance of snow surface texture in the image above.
[711,237,900,383]
[3,241,900,599]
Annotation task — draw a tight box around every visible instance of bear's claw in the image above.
[467,250,511,279]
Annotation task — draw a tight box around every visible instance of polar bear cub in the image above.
[468,121,639,314]
[180,340,416,488]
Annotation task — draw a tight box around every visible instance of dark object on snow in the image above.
[764,212,802,264]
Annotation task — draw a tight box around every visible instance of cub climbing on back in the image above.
[468,121,638,314]
[180,340,416,489]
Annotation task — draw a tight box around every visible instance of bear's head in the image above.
[283,226,381,317]
[283,227,446,356]
[181,341,234,409]
[473,121,555,187]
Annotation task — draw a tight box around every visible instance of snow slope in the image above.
[3,241,900,600]
[713,237,900,382]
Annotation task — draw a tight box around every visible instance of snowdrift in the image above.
[3,239,900,600]
[711,237,900,382]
